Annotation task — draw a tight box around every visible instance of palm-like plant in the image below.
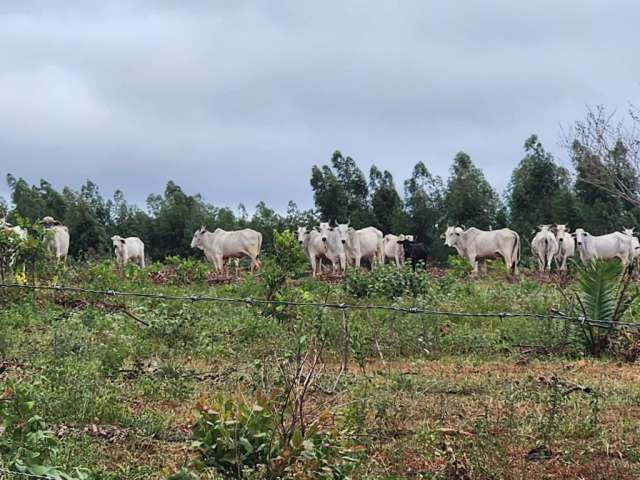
[575,260,636,356]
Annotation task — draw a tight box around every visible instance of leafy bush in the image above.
[0,384,90,479]
[260,229,308,301]
[343,264,431,299]
[190,392,360,479]
[193,393,278,475]
[271,229,307,277]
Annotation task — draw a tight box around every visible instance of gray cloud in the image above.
[1,1,638,211]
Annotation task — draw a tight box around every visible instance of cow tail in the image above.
[511,232,520,274]
[257,233,263,263]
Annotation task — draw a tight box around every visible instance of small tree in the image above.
[573,260,638,357]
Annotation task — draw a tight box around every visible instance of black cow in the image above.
[397,238,428,271]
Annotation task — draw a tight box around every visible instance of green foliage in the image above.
[310,150,372,227]
[272,229,307,276]
[508,135,580,249]
[0,384,90,479]
[343,265,431,299]
[191,393,359,479]
[0,229,24,282]
[260,229,308,302]
[571,135,640,234]
[443,152,499,230]
[573,260,637,356]
[369,166,407,234]
[192,394,278,475]
[577,260,621,323]
[403,161,447,260]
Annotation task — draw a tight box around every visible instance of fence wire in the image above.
[1,282,638,330]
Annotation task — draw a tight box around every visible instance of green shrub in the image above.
[192,394,279,475]
[0,384,90,479]
[343,265,431,299]
[191,393,360,479]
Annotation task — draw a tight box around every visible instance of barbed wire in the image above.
[1,282,638,330]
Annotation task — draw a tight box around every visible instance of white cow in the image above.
[383,234,408,268]
[42,216,70,261]
[317,223,347,272]
[443,226,520,274]
[574,228,634,267]
[111,235,146,268]
[531,225,559,273]
[554,224,575,271]
[297,226,329,277]
[191,227,262,274]
[622,228,640,272]
[336,223,383,269]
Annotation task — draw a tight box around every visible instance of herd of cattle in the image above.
[1,216,640,276]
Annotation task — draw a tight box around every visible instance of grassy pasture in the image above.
[1,258,640,479]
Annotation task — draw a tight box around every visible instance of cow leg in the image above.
[469,255,478,275]
[214,255,224,275]
[310,256,317,277]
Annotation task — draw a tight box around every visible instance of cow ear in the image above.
[120,238,126,244]
[460,224,466,230]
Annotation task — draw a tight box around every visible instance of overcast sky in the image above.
[1,1,638,212]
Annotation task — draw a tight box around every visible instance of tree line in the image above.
[2,129,639,263]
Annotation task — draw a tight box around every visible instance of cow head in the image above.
[318,222,333,242]
[335,223,351,245]
[190,226,207,249]
[623,227,636,237]
[111,235,126,254]
[443,226,459,247]
[555,224,569,242]
[296,226,308,245]
[41,216,62,229]
[573,228,588,247]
